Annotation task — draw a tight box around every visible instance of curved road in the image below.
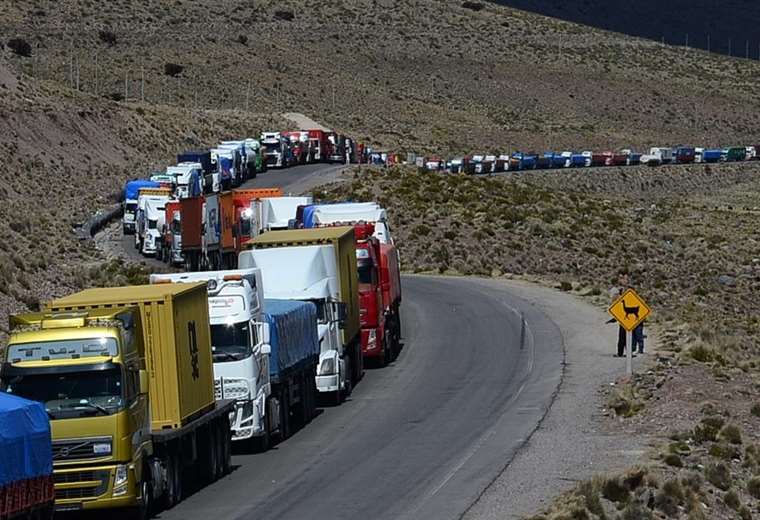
[109,164,565,519]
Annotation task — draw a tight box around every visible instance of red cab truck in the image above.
[306,130,332,163]
[354,223,402,365]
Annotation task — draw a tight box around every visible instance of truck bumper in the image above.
[54,464,138,512]
[229,399,264,441]
[316,374,340,393]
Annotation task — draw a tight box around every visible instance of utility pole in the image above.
[141,66,145,102]
[245,80,250,112]
[124,70,128,101]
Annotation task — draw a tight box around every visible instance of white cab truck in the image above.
[134,188,171,255]
[166,162,204,199]
[239,228,361,402]
[151,269,320,447]
[151,270,271,446]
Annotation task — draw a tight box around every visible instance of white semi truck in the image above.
[239,228,362,403]
[150,269,319,448]
[134,187,171,256]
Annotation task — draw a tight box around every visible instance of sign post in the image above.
[608,288,651,375]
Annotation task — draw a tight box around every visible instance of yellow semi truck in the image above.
[0,283,234,519]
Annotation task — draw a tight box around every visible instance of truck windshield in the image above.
[2,367,124,419]
[126,203,138,213]
[263,144,280,154]
[211,322,252,362]
[148,219,158,230]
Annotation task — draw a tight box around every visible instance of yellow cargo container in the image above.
[46,282,215,430]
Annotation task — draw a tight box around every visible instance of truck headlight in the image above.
[222,378,250,400]
[112,464,129,497]
[317,358,336,376]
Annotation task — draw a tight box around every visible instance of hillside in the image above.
[2,0,760,156]
[0,56,284,339]
[493,0,760,57]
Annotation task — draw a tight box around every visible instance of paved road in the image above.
[105,162,567,519]
[161,276,562,520]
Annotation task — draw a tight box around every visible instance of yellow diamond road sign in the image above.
[608,288,651,332]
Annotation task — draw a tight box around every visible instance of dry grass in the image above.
[317,163,760,519]
[2,0,760,155]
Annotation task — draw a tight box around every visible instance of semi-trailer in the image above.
[1,283,233,518]
[239,227,362,403]
[0,393,54,520]
[122,180,160,235]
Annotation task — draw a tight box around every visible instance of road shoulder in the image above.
[463,278,650,519]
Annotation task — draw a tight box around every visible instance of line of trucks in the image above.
[122,129,369,239]
[417,145,760,173]
[1,198,402,518]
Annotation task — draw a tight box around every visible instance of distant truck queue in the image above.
[1,133,402,518]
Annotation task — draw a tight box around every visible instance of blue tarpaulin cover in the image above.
[124,179,160,201]
[0,392,52,487]
[264,299,319,380]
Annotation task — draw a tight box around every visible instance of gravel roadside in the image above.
[462,277,654,519]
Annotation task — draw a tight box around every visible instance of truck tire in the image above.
[382,329,392,367]
[221,420,232,475]
[279,389,291,441]
[252,408,271,452]
[206,425,220,483]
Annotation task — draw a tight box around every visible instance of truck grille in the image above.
[52,437,111,461]
[214,379,223,400]
[54,470,110,500]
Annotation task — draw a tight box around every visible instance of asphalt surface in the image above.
[106,162,571,519]
[160,276,562,520]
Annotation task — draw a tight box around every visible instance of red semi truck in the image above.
[306,130,334,162]
[354,223,402,365]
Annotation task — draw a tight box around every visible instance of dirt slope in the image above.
[0,56,284,340]
[2,0,760,155]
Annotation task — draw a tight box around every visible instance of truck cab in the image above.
[159,201,183,266]
[150,270,272,444]
[122,180,160,235]
[134,188,171,255]
[260,132,292,169]
[166,163,204,199]
[210,148,238,189]
[1,308,151,516]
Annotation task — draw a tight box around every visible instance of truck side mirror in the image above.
[257,322,271,345]
[260,344,271,356]
[139,369,149,394]
[332,302,348,329]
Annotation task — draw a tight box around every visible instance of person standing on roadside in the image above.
[632,322,645,354]
[609,271,632,358]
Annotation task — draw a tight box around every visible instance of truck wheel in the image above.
[221,421,232,475]
[253,409,271,452]
[206,425,220,483]
[279,390,291,441]
[382,329,392,367]
[131,472,152,520]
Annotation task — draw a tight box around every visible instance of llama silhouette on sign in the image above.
[621,299,640,320]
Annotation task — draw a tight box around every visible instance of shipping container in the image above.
[46,283,215,430]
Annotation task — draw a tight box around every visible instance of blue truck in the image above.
[263,299,320,444]
[0,392,54,520]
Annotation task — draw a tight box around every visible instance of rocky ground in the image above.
[316,163,760,519]
[0,56,285,343]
